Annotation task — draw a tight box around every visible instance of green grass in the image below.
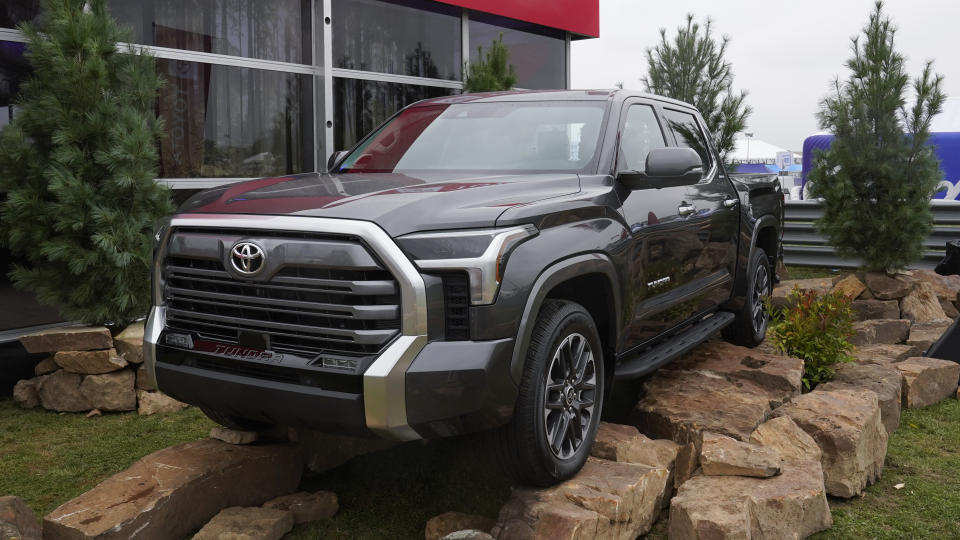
[0,398,213,516]
[785,265,844,280]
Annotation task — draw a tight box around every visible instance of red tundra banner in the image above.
[438,0,599,38]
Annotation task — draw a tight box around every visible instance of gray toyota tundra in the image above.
[145,89,783,486]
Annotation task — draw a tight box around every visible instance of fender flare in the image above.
[509,253,621,384]
[749,214,781,264]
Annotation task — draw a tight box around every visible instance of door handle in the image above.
[678,204,697,217]
[724,198,739,209]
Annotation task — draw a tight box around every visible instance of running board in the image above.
[613,311,735,381]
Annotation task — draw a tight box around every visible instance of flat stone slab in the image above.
[43,438,303,540]
[896,357,960,409]
[54,349,126,374]
[907,269,960,300]
[699,432,782,478]
[19,326,112,353]
[492,457,670,540]
[194,507,293,540]
[773,389,887,498]
[864,273,912,300]
[0,495,41,540]
[852,299,901,321]
[425,512,495,540]
[906,321,952,353]
[113,322,144,364]
[749,416,822,465]
[211,426,259,445]
[820,362,903,434]
[851,319,911,346]
[770,278,834,310]
[136,390,188,415]
[832,274,866,298]
[80,370,136,412]
[263,491,338,524]
[854,344,917,365]
[591,422,680,470]
[900,282,948,323]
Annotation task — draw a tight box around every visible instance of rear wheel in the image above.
[723,247,772,347]
[493,299,604,486]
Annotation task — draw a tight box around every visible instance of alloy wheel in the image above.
[542,332,597,459]
[752,262,770,334]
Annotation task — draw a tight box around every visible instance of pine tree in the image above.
[642,14,751,165]
[0,0,172,327]
[463,34,517,93]
[810,1,944,272]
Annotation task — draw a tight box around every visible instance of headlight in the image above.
[396,225,538,305]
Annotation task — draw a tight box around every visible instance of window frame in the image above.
[615,100,668,175]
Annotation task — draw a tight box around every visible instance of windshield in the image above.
[336,101,607,174]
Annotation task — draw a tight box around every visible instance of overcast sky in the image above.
[571,0,960,151]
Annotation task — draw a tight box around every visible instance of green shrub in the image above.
[766,286,856,390]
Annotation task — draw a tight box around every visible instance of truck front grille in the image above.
[162,228,401,362]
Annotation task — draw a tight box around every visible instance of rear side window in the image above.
[662,108,713,169]
[618,104,666,172]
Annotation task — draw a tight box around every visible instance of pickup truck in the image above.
[145,90,783,486]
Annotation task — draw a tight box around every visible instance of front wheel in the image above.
[493,299,605,487]
[723,247,772,347]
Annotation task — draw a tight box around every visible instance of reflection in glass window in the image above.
[469,15,565,90]
[333,0,461,80]
[0,0,39,28]
[108,0,311,64]
[0,41,30,132]
[619,105,666,172]
[156,59,313,178]
[334,77,452,151]
[662,108,712,168]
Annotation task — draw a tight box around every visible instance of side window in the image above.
[662,109,713,169]
[618,104,666,172]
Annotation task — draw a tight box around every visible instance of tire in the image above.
[723,247,772,347]
[492,299,605,487]
[200,407,272,432]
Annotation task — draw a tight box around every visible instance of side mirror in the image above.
[327,150,349,172]
[617,147,704,189]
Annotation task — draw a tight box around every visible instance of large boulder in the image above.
[37,370,92,412]
[854,344,917,365]
[895,357,960,409]
[832,274,866,298]
[0,495,41,540]
[907,269,960,300]
[864,273,912,300]
[113,322,145,364]
[699,432,782,478]
[770,278,834,310]
[940,298,960,319]
[193,507,293,540]
[591,422,680,499]
[492,457,670,540]
[426,512,495,540]
[819,362,903,434]
[263,491,338,524]
[748,416,822,464]
[34,356,59,376]
[19,326,112,353]
[80,370,136,412]
[53,349,127,375]
[900,282,949,323]
[43,439,303,540]
[12,378,40,409]
[906,321,951,353]
[136,390,189,415]
[772,389,887,497]
[851,299,901,321]
[850,319,911,346]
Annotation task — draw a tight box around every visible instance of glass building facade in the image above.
[0,0,577,189]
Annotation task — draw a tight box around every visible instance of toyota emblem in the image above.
[230,242,265,276]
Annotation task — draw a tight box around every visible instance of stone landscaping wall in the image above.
[11,323,187,416]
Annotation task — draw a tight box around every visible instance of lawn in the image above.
[1,396,957,538]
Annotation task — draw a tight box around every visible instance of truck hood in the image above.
[178,172,581,237]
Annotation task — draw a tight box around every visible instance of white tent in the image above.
[729,135,787,162]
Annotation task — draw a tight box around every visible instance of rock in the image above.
[749,416,822,464]
[114,322,144,364]
[492,457,670,540]
[0,495,42,540]
[37,370,91,412]
[819,362,903,434]
[137,390,189,415]
[850,319,911,346]
[43,438,303,540]
[906,321,952,353]
[852,299,901,321]
[901,282,949,323]
[86,409,102,418]
[864,273,913,300]
[591,422,680,469]
[832,274,866,298]
[263,491,338,525]
[34,356,58,376]
[699,431,782,478]
[135,363,156,391]
[940,298,959,319]
[296,428,399,473]
[633,371,775,445]
[13,378,40,409]
[441,531,494,540]
[770,278,833,310]
[673,442,699,490]
[194,507,293,540]
[211,426,259,445]
[854,344,917,365]
[19,326,112,353]
[908,269,960,300]
[668,459,832,539]
[896,357,960,409]
[772,389,887,497]
[80,370,136,412]
[661,341,803,402]
[53,348,126,374]
[425,512,495,540]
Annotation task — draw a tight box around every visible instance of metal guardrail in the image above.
[782,200,960,269]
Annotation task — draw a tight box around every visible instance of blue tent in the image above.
[734,163,779,174]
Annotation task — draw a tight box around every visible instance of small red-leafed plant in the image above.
[766,286,856,391]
